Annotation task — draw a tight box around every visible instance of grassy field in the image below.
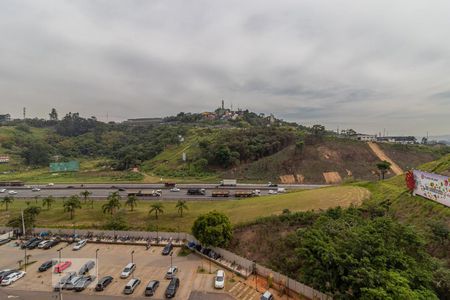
[0,186,369,232]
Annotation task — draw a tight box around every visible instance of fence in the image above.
[0,227,332,300]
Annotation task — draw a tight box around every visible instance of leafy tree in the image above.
[6,206,41,232]
[42,196,55,210]
[376,160,392,180]
[63,195,81,220]
[103,211,128,230]
[176,200,188,217]
[149,202,164,219]
[20,142,51,166]
[80,190,92,206]
[49,108,58,121]
[192,211,232,247]
[1,196,14,211]
[311,124,325,137]
[102,191,121,215]
[125,195,138,211]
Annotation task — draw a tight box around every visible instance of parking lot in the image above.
[0,241,228,299]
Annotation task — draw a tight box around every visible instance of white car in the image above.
[170,187,181,192]
[1,271,26,286]
[8,190,17,195]
[72,239,87,251]
[252,189,261,196]
[268,190,278,195]
[38,240,51,249]
[48,183,54,186]
[0,189,6,193]
[120,263,136,279]
[214,270,225,289]
[32,187,41,192]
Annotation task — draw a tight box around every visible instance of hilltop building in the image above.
[377,136,416,144]
[0,114,11,123]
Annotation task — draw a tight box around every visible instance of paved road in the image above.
[0,183,327,200]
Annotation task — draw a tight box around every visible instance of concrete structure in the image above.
[355,134,377,142]
[0,114,11,123]
[377,136,416,144]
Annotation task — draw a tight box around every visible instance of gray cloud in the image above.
[0,0,449,135]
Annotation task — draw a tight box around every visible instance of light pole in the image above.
[95,248,99,277]
[131,250,135,279]
[253,261,258,292]
[57,248,63,300]
[170,252,173,268]
[21,210,27,272]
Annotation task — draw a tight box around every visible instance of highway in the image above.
[0,183,327,200]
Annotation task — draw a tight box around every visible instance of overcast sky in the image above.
[1,0,449,136]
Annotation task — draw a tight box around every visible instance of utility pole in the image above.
[21,210,27,272]
[23,107,26,119]
[57,248,63,300]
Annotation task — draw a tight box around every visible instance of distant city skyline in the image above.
[1,0,449,136]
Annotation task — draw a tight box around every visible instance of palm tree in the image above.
[63,195,82,220]
[176,200,188,217]
[42,196,55,210]
[102,191,121,215]
[80,190,92,206]
[149,202,164,220]
[125,195,138,212]
[1,196,14,211]
[376,160,392,180]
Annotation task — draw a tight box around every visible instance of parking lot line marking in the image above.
[229,282,241,293]
[236,285,251,298]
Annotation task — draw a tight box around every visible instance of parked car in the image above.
[123,278,141,295]
[0,270,15,282]
[8,190,17,195]
[73,239,87,250]
[165,266,178,279]
[144,280,160,296]
[38,240,51,249]
[74,275,96,292]
[38,260,57,272]
[64,275,82,290]
[53,272,76,291]
[169,187,181,192]
[0,189,6,193]
[1,271,26,286]
[95,276,113,291]
[162,243,173,256]
[165,277,180,298]
[120,263,136,279]
[54,260,72,273]
[260,291,274,300]
[214,270,225,289]
[27,238,43,249]
[43,238,60,249]
[21,237,39,249]
[78,260,95,275]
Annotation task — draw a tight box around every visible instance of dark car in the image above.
[53,272,76,291]
[162,243,173,256]
[74,275,95,292]
[38,260,57,272]
[43,238,60,249]
[165,277,179,298]
[95,276,113,291]
[78,260,95,275]
[144,280,160,296]
[21,237,39,249]
[27,238,42,249]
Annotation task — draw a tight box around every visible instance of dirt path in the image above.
[367,142,404,175]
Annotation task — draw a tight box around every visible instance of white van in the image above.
[214,270,225,289]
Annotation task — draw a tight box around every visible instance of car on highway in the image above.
[123,278,141,295]
[252,189,261,196]
[214,270,225,289]
[267,182,278,187]
[73,239,87,250]
[165,277,180,298]
[74,275,96,292]
[47,183,54,186]
[165,266,178,279]
[31,187,41,192]
[8,190,17,195]
[170,187,181,192]
[144,280,160,296]
[1,271,26,286]
[95,276,113,291]
[54,260,72,273]
[53,272,76,291]
[78,260,95,275]
[162,243,173,255]
[268,190,278,195]
[38,260,57,272]
[0,188,6,193]
[120,262,136,278]
[64,275,83,290]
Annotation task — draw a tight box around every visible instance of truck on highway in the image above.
[219,179,237,186]
[127,190,161,197]
[164,182,176,188]
[187,188,206,196]
[212,190,230,197]
[234,191,254,198]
